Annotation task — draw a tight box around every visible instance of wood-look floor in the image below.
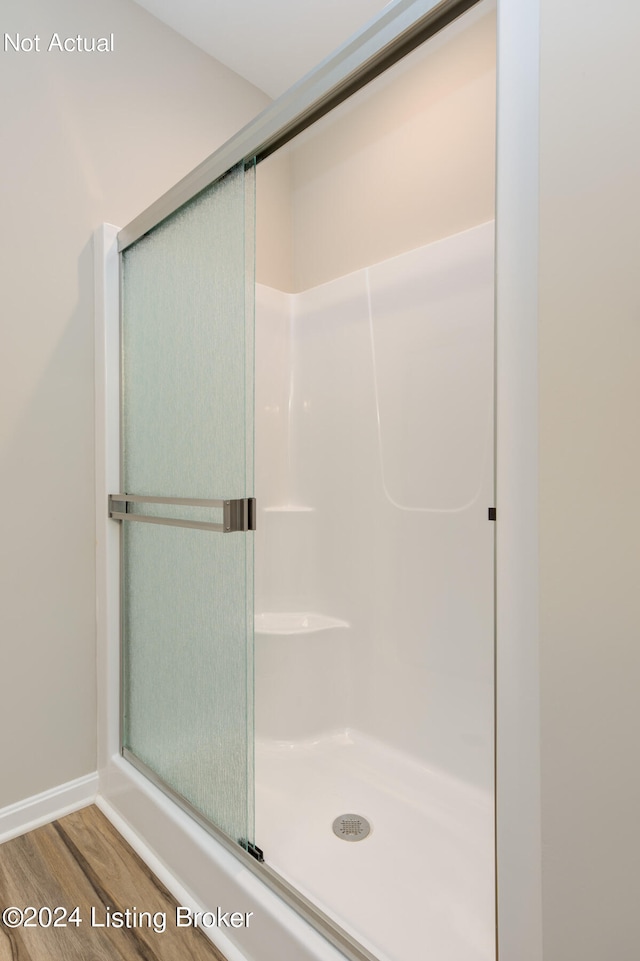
[0,805,228,961]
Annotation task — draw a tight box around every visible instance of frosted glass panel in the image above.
[121,161,255,848]
[122,161,254,499]
[123,522,252,841]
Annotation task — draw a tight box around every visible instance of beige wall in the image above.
[256,3,495,293]
[288,3,495,291]
[256,149,294,291]
[539,1,640,958]
[0,0,268,809]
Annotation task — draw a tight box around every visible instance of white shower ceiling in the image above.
[130,0,391,98]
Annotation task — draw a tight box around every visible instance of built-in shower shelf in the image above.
[262,505,315,513]
[255,612,349,635]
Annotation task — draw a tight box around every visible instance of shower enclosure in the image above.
[99,2,497,960]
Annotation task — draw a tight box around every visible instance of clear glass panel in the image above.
[253,2,495,958]
[121,160,255,847]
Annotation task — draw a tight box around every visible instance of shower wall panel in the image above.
[255,222,494,791]
[253,285,291,515]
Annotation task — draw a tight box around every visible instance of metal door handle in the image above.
[108,494,256,532]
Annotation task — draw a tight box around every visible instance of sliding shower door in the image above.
[116,161,256,849]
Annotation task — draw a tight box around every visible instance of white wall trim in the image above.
[0,774,98,845]
[495,1,543,959]
[96,793,257,961]
[94,223,122,782]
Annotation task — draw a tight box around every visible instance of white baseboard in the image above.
[0,773,99,844]
[96,795,250,961]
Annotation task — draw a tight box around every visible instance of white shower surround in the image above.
[255,222,494,776]
[254,222,495,961]
[256,731,494,961]
[94,3,543,958]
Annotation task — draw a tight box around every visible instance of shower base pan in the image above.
[255,730,494,961]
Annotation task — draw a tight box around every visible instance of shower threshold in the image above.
[255,730,494,961]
